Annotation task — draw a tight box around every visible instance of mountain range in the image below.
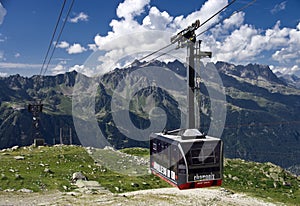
[0,60,299,174]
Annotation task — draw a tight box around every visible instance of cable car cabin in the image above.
[150,129,223,189]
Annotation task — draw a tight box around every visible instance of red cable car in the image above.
[150,129,223,189]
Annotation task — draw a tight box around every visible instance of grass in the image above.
[120,147,150,157]
[222,159,300,205]
[0,145,169,193]
[0,145,299,205]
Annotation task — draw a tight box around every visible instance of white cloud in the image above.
[207,19,300,74]
[88,44,98,51]
[181,0,227,31]
[116,0,150,19]
[0,3,6,25]
[57,41,70,49]
[0,62,43,69]
[271,1,287,14]
[0,34,6,42]
[81,0,300,77]
[271,22,300,66]
[210,12,245,38]
[69,64,95,77]
[0,50,4,60]
[0,72,8,77]
[14,53,21,58]
[67,43,87,54]
[51,64,66,75]
[270,65,300,76]
[142,7,173,30]
[87,0,226,76]
[69,12,89,23]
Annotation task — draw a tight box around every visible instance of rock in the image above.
[142,182,150,186]
[14,156,25,160]
[71,172,87,183]
[131,182,139,187]
[18,188,33,193]
[232,176,239,181]
[1,174,7,180]
[15,174,23,180]
[283,181,292,187]
[104,146,115,151]
[63,185,68,190]
[44,168,54,174]
[11,146,19,151]
[220,188,234,195]
[66,191,81,196]
[9,169,15,173]
[4,189,15,192]
[269,172,279,181]
[74,180,108,194]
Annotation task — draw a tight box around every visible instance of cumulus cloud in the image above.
[0,3,6,25]
[69,64,95,77]
[142,7,173,30]
[57,41,70,49]
[67,43,87,54]
[116,0,150,19]
[78,0,299,77]
[270,65,300,76]
[69,12,89,23]
[207,19,299,73]
[271,1,287,14]
[86,0,226,76]
[0,72,8,77]
[271,22,300,65]
[0,62,43,69]
[51,64,66,75]
[0,50,4,60]
[14,53,21,58]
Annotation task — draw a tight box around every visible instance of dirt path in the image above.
[0,187,282,206]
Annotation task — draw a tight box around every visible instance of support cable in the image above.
[137,0,257,66]
[39,0,67,76]
[43,0,75,76]
[128,0,237,67]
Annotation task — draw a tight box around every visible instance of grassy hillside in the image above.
[0,145,299,205]
[0,145,169,193]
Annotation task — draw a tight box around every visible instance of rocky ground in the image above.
[0,184,282,206]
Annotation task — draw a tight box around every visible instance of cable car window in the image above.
[157,141,162,153]
[153,142,157,152]
[182,141,221,165]
[170,144,179,173]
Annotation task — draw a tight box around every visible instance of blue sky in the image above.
[0,0,299,77]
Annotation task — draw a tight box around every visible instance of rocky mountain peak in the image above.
[215,61,285,85]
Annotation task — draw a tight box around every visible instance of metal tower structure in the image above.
[171,20,212,129]
[28,100,44,146]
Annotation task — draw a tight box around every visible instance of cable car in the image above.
[150,129,223,189]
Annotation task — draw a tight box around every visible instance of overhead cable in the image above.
[43,0,75,76]
[39,0,67,76]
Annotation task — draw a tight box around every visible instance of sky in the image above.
[0,0,300,77]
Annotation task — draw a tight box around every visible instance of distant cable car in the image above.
[150,129,223,189]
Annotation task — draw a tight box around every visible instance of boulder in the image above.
[14,156,25,160]
[18,188,33,193]
[71,172,87,183]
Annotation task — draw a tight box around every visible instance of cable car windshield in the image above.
[181,141,221,165]
[181,140,222,182]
